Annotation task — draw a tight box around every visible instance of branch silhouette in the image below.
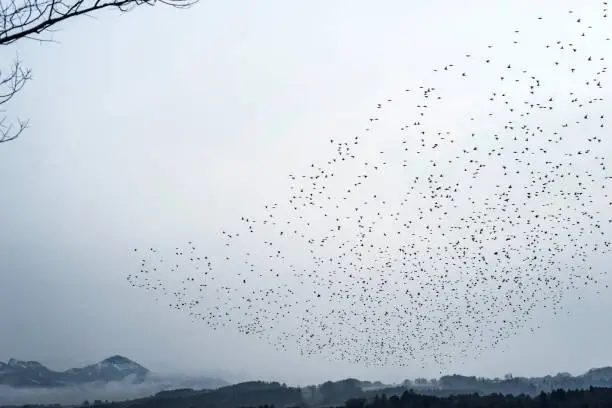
[0,0,196,144]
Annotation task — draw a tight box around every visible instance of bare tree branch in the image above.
[0,115,29,143]
[0,0,196,45]
[0,56,31,143]
[0,0,196,144]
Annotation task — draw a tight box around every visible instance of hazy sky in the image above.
[0,0,611,387]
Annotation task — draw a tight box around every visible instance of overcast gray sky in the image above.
[0,0,611,387]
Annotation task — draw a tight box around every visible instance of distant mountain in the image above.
[63,355,149,384]
[0,355,148,388]
[0,358,59,387]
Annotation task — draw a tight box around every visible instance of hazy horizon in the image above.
[2,359,612,406]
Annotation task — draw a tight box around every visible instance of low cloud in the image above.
[0,373,227,406]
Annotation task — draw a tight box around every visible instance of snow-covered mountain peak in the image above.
[98,355,144,372]
[1,355,149,387]
[6,359,44,370]
[102,355,132,364]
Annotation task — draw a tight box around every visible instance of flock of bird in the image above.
[128,2,612,371]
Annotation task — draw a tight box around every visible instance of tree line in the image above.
[13,383,612,408]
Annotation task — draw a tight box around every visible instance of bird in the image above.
[128,3,612,370]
